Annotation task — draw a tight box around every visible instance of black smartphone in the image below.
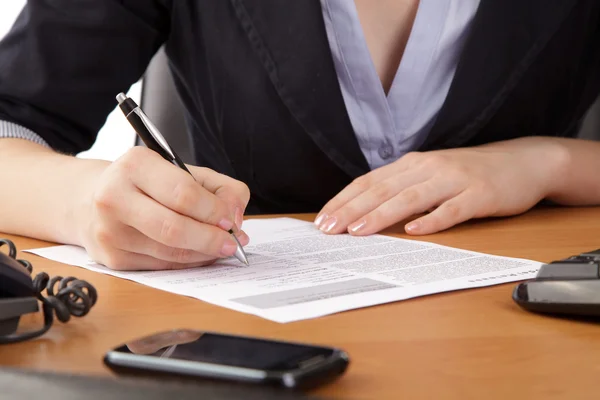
[512,252,600,317]
[103,330,349,390]
[513,279,600,317]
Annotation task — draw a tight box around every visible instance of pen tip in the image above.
[116,93,127,103]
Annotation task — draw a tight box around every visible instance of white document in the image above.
[26,218,542,323]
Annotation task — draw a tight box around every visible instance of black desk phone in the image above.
[513,249,600,317]
[0,239,97,344]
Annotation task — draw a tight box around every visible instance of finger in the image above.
[347,179,461,236]
[318,171,427,234]
[315,173,379,227]
[404,190,475,235]
[119,147,235,230]
[89,247,214,271]
[107,189,240,258]
[95,219,249,264]
[191,166,251,229]
[192,166,251,205]
[315,157,417,227]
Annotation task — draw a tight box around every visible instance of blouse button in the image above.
[378,141,394,160]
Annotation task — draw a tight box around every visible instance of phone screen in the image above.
[113,330,335,371]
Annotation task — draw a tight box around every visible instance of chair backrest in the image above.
[139,46,196,165]
[577,96,600,140]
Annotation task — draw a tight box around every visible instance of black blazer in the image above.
[1,0,600,214]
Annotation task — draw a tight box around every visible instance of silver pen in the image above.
[116,93,249,266]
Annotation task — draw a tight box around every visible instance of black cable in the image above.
[0,239,97,344]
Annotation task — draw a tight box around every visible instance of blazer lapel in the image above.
[422,0,579,150]
[230,0,370,178]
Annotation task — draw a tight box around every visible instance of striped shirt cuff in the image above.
[0,120,51,148]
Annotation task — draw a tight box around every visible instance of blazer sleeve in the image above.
[0,0,171,154]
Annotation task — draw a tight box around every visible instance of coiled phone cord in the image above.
[0,239,98,344]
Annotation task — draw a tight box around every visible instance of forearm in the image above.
[475,136,600,205]
[543,137,600,205]
[0,139,108,244]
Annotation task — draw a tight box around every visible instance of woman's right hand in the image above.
[75,147,250,271]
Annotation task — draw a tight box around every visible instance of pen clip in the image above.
[133,108,176,160]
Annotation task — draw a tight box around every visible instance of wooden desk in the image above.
[2,207,600,399]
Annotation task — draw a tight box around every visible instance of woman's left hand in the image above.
[315,137,568,236]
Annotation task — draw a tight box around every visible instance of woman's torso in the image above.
[163,0,600,214]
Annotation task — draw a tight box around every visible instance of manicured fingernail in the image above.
[320,216,337,233]
[234,207,243,229]
[218,218,234,231]
[348,219,366,233]
[315,213,328,226]
[236,230,250,245]
[405,220,421,233]
[220,239,237,257]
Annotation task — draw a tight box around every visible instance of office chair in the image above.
[139,46,196,165]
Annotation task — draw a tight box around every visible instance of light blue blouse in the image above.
[320,0,481,169]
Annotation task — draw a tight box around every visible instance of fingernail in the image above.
[220,239,237,257]
[320,216,337,233]
[405,220,421,233]
[236,230,250,245]
[234,207,243,229]
[218,218,234,231]
[348,219,366,233]
[315,213,328,226]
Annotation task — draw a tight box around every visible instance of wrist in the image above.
[479,136,572,198]
[539,138,572,200]
[60,157,110,246]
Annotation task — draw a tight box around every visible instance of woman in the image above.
[0,0,599,270]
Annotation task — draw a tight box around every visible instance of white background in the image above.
[0,2,138,161]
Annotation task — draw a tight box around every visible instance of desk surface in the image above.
[2,207,600,399]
